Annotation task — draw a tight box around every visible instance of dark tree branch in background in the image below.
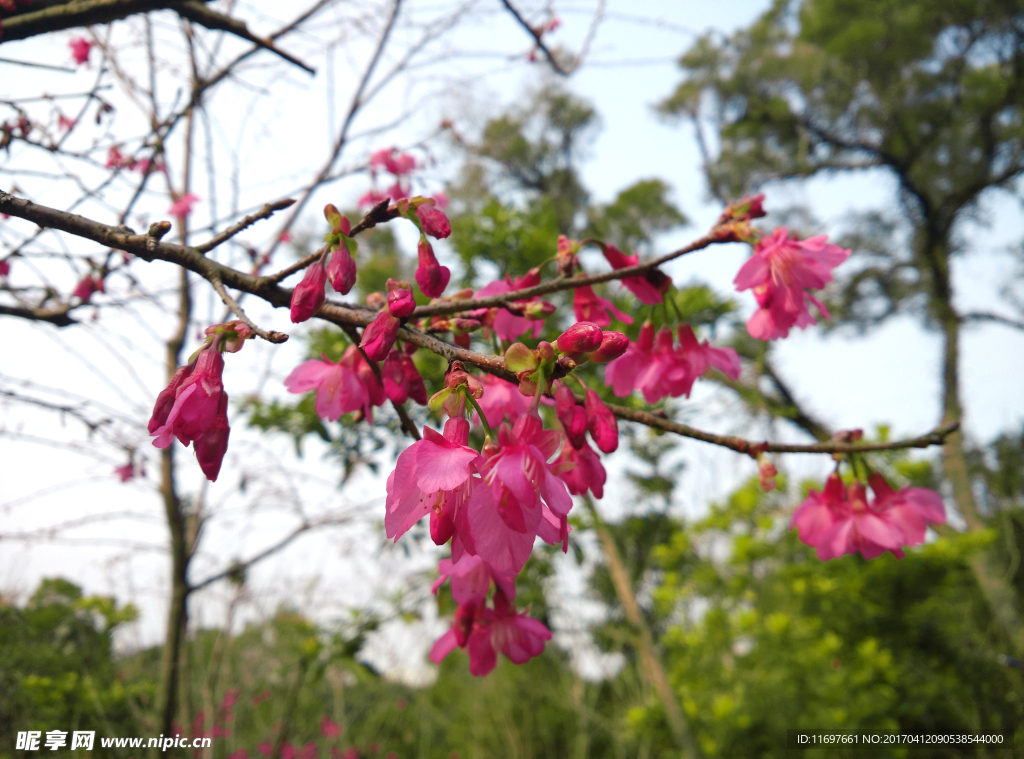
[0,303,76,326]
[962,311,1024,331]
[194,197,296,254]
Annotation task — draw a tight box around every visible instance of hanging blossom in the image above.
[361,280,416,360]
[791,471,946,561]
[605,322,740,402]
[430,584,551,677]
[600,244,672,304]
[476,374,532,429]
[573,284,633,326]
[385,364,483,545]
[285,344,387,423]
[734,227,850,341]
[149,322,254,481]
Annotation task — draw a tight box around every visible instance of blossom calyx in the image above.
[204,321,254,353]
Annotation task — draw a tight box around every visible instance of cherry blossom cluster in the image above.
[791,467,947,560]
[138,179,952,676]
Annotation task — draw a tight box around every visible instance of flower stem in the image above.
[463,389,494,443]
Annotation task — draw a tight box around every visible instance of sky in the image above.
[1,0,1023,682]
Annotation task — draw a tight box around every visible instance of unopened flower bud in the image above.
[758,458,778,491]
[416,203,451,239]
[366,291,386,309]
[289,261,326,323]
[537,341,556,362]
[327,248,357,295]
[522,301,556,319]
[555,321,603,353]
[387,287,415,318]
[589,331,629,363]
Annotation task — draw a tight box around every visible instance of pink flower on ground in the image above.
[168,193,200,221]
[573,284,633,327]
[557,438,606,499]
[385,417,483,545]
[69,37,94,65]
[460,413,572,575]
[429,590,551,677]
[432,553,516,606]
[584,390,618,454]
[320,716,342,738]
[290,261,327,323]
[284,353,369,421]
[734,227,850,341]
[416,204,451,239]
[415,238,451,298]
[602,245,671,304]
[326,248,357,295]
[476,374,531,428]
[791,472,946,561]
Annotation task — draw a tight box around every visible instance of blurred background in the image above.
[1,0,1023,756]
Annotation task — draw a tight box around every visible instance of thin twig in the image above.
[209,276,288,343]
[194,198,295,254]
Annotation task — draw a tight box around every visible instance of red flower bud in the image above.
[555,321,603,353]
[415,238,451,298]
[326,248,357,295]
[387,288,415,318]
[416,203,451,239]
[589,331,629,363]
[382,349,409,405]
[555,384,587,449]
[360,311,400,361]
[289,261,327,323]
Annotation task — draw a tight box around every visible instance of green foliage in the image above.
[0,580,142,754]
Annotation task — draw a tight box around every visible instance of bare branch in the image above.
[962,311,1024,331]
[194,197,296,254]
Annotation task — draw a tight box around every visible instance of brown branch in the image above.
[0,190,960,456]
[193,198,296,254]
[962,311,1024,331]
[499,0,569,75]
[0,303,77,326]
[410,235,717,319]
[0,0,174,42]
[208,275,288,344]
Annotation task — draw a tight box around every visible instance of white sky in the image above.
[1,0,1022,680]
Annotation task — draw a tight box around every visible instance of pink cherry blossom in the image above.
[151,347,226,449]
[289,261,327,323]
[431,553,516,606]
[734,226,850,341]
[475,269,546,341]
[387,286,415,317]
[602,245,671,304]
[605,321,655,398]
[557,438,606,499]
[0,259,9,278]
[358,189,387,207]
[401,347,427,405]
[415,238,450,298]
[554,383,587,449]
[429,590,551,677]
[476,374,531,428]
[460,413,572,575]
[285,354,368,421]
[105,146,128,169]
[69,37,94,66]
[791,472,946,561]
[382,349,408,404]
[72,274,104,301]
[584,390,618,454]
[168,193,200,221]
[573,284,633,326]
[385,417,482,544]
[114,462,137,482]
[370,148,416,175]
